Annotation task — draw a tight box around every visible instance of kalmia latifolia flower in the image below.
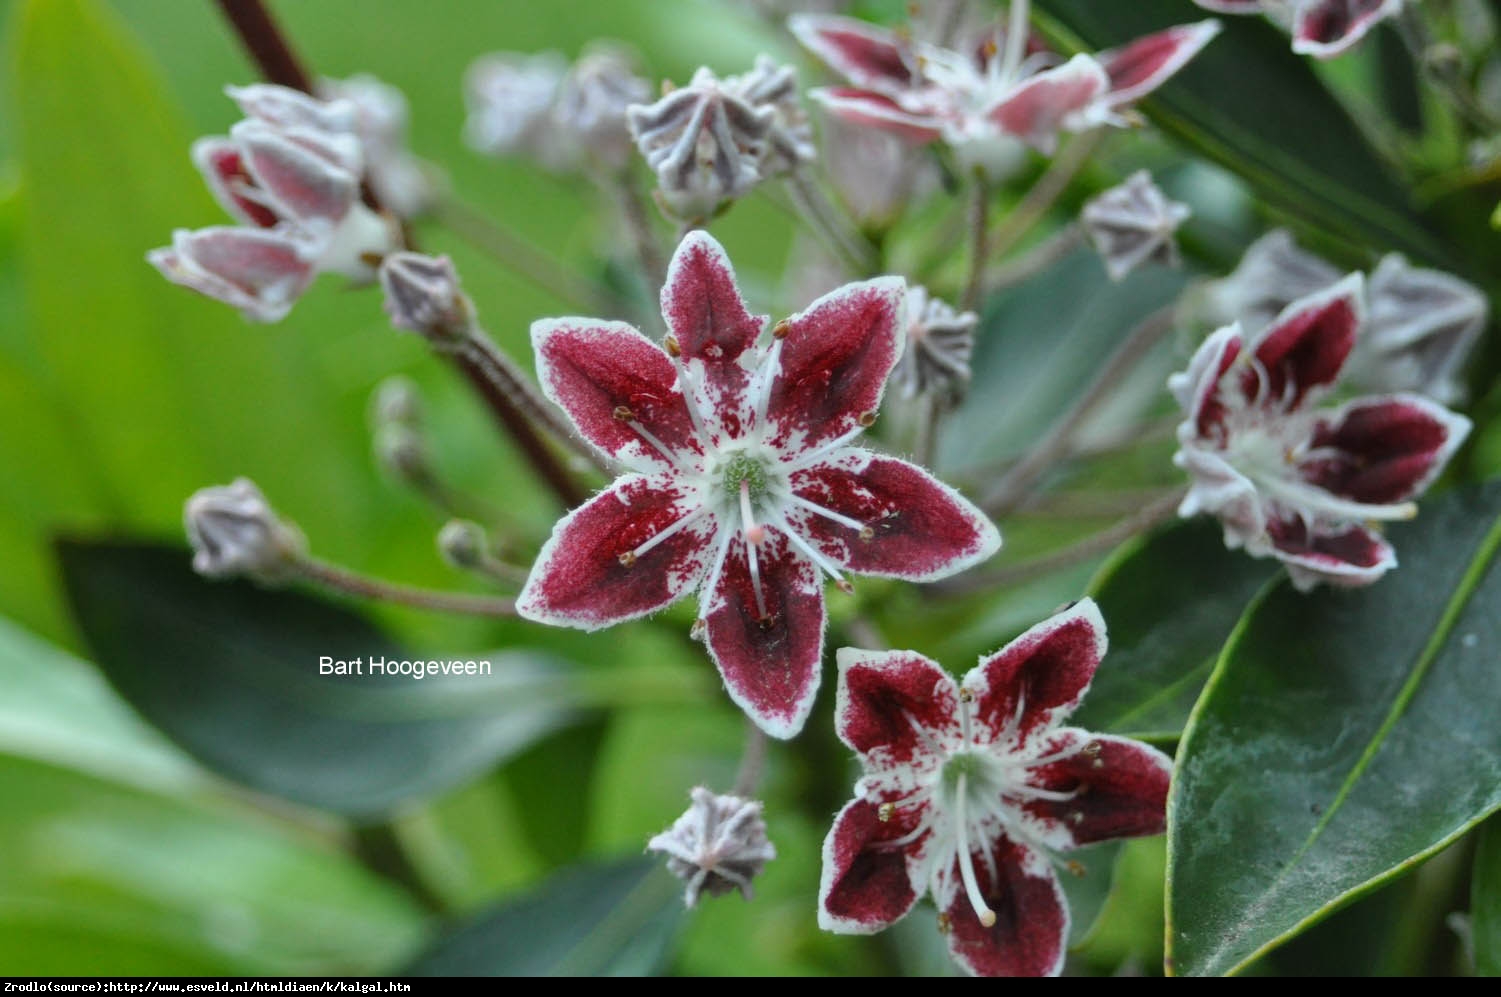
[647,787,777,908]
[147,84,398,322]
[1080,170,1190,282]
[1204,230,1486,404]
[819,599,1171,977]
[1171,275,1470,591]
[791,12,1221,177]
[893,286,976,407]
[517,231,1000,738]
[1193,0,1403,59]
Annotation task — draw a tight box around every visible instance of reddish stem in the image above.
[213,0,313,92]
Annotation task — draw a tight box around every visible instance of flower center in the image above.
[720,451,771,505]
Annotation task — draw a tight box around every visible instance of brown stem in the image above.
[214,0,313,92]
[962,174,991,312]
[612,172,667,293]
[297,558,519,616]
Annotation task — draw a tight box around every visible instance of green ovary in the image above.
[721,451,771,501]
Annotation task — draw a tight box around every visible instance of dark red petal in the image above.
[1022,730,1172,850]
[987,54,1108,150]
[1301,395,1470,505]
[809,88,946,144]
[192,138,280,228]
[833,648,960,764]
[516,475,714,629]
[1098,20,1221,107]
[788,14,915,93]
[1247,274,1363,411]
[1265,516,1395,590]
[963,600,1106,747]
[659,231,766,421]
[703,532,825,739]
[818,797,922,934]
[790,452,999,581]
[232,121,357,226]
[532,319,701,469]
[1293,0,1401,58]
[1172,325,1243,444]
[944,836,1068,977]
[765,277,905,453]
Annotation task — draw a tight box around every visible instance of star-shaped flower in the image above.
[791,13,1220,177]
[818,599,1171,977]
[147,84,398,322]
[517,231,1000,738]
[1193,0,1403,59]
[1171,275,1470,590]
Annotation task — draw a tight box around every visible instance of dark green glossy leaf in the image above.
[405,857,681,976]
[1034,1,1459,272]
[1167,481,1501,976]
[57,540,578,818]
[1475,815,1501,976]
[1076,519,1275,742]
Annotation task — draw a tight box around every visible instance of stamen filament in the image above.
[670,353,714,444]
[626,419,688,471]
[629,505,710,561]
[1258,475,1418,522]
[777,488,871,537]
[697,527,735,619]
[954,773,997,928]
[781,425,867,472]
[768,510,851,592]
[753,337,784,441]
[745,528,770,620]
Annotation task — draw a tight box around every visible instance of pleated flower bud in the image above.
[379,252,470,346]
[1081,171,1191,281]
[553,46,652,171]
[893,286,976,407]
[647,787,776,908]
[184,478,307,583]
[726,55,816,175]
[437,519,490,571]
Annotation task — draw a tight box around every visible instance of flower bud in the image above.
[464,52,570,165]
[647,787,776,908]
[552,46,651,171]
[1081,171,1191,282]
[725,55,816,175]
[370,375,425,432]
[184,479,306,582]
[893,286,975,407]
[379,252,470,345]
[437,519,489,570]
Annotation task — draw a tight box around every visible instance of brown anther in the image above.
[689,618,706,640]
[1065,860,1087,878]
[857,411,876,428]
[661,79,677,96]
[936,912,952,935]
[958,688,974,703]
[835,579,855,595]
[664,333,682,357]
[618,551,637,568]
[360,251,387,268]
[1092,758,1105,769]
[982,38,999,58]
[772,319,792,340]
[878,802,895,823]
[1069,811,1084,826]
[1082,742,1102,757]
[857,525,875,541]
[757,614,775,630]
[613,405,635,421]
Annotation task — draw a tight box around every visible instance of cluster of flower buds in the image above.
[1080,171,1191,282]
[1193,0,1404,59]
[1202,229,1488,404]
[147,85,399,322]
[321,74,438,219]
[465,45,649,173]
[793,13,1222,178]
[1171,275,1470,590]
[626,56,815,223]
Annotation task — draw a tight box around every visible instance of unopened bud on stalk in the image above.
[184,478,306,583]
[374,424,431,483]
[647,786,776,908]
[370,375,425,431]
[379,252,471,346]
[437,519,490,570]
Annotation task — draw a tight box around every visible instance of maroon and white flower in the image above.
[818,600,1171,977]
[148,84,398,322]
[791,11,1220,177]
[517,231,1000,738]
[1194,0,1403,59]
[1171,275,1470,590]
[1080,170,1191,281]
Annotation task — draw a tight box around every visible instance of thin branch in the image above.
[985,223,1083,293]
[787,168,881,276]
[985,129,1103,271]
[297,558,519,616]
[732,718,769,798]
[214,0,312,92]
[611,171,668,293]
[961,173,991,312]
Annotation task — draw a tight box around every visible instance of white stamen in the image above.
[1259,475,1417,522]
[776,488,870,535]
[767,509,849,590]
[630,505,711,561]
[781,424,868,472]
[744,526,770,620]
[627,419,688,471]
[999,0,1030,84]
[670,354,714,444]
[697,527,735,618]
[954,772,997,928]
[752,337,783,441]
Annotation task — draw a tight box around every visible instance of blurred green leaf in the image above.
[501,720,608,867]
[1034,2,1460,273]
[58,539,580,818]
[0,753,426,974]
[1167,481,1501,976]
[1075,519,1275,742]
[1074,837,1167,973]
[1476,815,1501,976]
[405,856,680,975]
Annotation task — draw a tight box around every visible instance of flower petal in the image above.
[987,54,1108,152]
[943,836,1069,977]
[1097,20,1222,107]
[516,474,715,630]
[1265,516,1395,591]
[1019,729,1172,851]
[703,532,825,739]
[1301,394,1470,506]
[192,137,281,228]
[832,647,960,769]
[962,599,1106,747]
[1191,0,1263,12]
[1246,273,1364,412]
[1169,324,1243,443]
[1205,229,1342,336]
[765,277,906,453]
[230,120,359,228]
[789,450,1000,581]
[817,797,922,934]
[789,14,916,94]
[1292,0,1403,59]
[659,230,766,435]
[1173,444,1266,551]
[808,88,946,144]
[147,227,315,323]
[531,318,701,471]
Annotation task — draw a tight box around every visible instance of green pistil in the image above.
[722,452,770,501]
[942,751,983,790]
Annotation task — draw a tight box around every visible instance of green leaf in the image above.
[1475,815,1501,977]
[57,539,579,818]
[1076,519,1276,742]
[405,857,681,976]
[1033,2,1460,272]
[1166,481,1501,976]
